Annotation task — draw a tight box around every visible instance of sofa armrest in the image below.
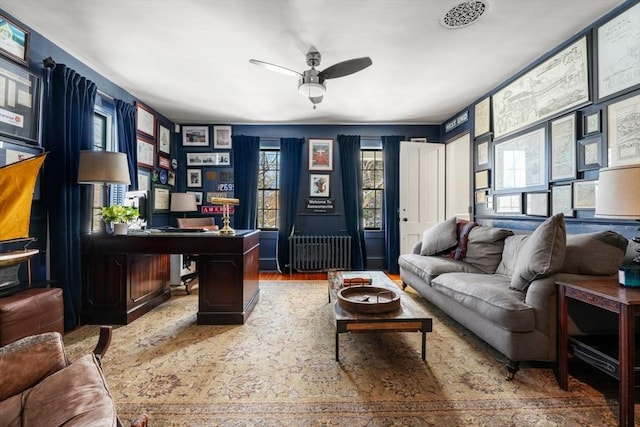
[0,332,68,401]
[523,276,557,338]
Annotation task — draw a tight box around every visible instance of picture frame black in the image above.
[494,193,522,215]
[572,179,599,210]
[549,113,577,182]
[474,133,492,170]
[0,55,40,143]
[551,184,573,217]
[152,184,170,213]
[0,12,30,65]
[135,102,155,139]
[582,110,601,136]
[308,139,333,171]
[474,169,490,190]
[525,191,549,217]
[578,135,605,171]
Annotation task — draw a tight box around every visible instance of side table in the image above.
[557,278,640,427]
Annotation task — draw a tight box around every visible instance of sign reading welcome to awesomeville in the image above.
[306,198,334,213]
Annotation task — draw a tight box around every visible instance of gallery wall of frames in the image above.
[465,1,640,225]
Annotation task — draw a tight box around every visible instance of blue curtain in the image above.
[232,135,260,229]
[382,135,403,274]
[42,64,97,330]
[277,138,303,273]
[338,134,367,269]
[115,100,138,189]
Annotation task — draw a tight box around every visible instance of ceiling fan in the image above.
[249,48,372,108]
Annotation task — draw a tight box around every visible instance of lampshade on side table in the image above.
[595,164,640,287]
[170,193,198,218]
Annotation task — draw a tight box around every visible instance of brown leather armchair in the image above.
[0,326,147,427]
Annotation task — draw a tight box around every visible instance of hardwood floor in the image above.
[259,271,400,281]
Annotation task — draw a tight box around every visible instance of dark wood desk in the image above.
[81,230,259,325]
[557,278,640,427]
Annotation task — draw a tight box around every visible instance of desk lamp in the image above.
[77,151,131,233]
[210,197,239,235]
[170,193,198,218]
[595,164,640,286]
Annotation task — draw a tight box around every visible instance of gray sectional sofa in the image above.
[398,213,629,379]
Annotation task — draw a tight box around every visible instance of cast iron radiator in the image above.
[288,235,352,274]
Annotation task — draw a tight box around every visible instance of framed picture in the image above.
[607,92,640,166]
[136,137,155,168]
[492,37,589,139]
[474,133,492,169]
[578,135,605,171]
[167,170,175,186]
[550,113,576,181]
[182,126,209,146]
[0,12,29,65]
[582,111,601,136]
[0,56,40,143]
[495,194,522,214]
[525,192,549,217]
[597,2,640,100]
[186,151,230,166]
[475,190,487,205]
[158,156,171,170]
[310,174,330,197]
[474,169,490,189]
[474,97,491,136]
[135,102,155,138]
[494,126,547,192]
[152,185,170,213]
[187,191,203,205]
[158,124,171,155]
[213,125,232,149]
[186,168,202,187]
[551,184,573,217]
[137,169,151,191]
[573,180,598,210]
[308,139,333,171]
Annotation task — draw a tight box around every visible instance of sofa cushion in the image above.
[22,354,118,427]
[0,332,68,402]
[0,393,21,427]
[420,216,458,256]
[495,235,529,277]
[464,226,514,273]
[431,272,535,332]
[399,253,483,286]
[510,213,566,292]
[562,231,628,276]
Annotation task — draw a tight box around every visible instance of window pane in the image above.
[258,149,280,230]
[361,149,384,230]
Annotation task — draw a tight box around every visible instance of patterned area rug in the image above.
[63,278,622,426]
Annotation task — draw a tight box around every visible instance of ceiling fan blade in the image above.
[249,59,302,77]
[320,57,372,80]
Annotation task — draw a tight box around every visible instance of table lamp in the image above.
[210,197,239,235]
[77,151,131,232]
[170,193,198,218]
[595,164,640,286]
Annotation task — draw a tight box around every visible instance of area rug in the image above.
[63,279,623,426]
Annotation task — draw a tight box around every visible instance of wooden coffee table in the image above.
[328,271,432,362]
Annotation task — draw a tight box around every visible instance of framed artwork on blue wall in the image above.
[0,12,29,65]
[309,139,333,171]
[0,55,40,143]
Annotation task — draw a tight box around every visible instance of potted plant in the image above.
[100,204,139,235]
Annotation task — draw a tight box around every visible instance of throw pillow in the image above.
[562,231,628,276]
[420,216,458,256]
[464,226,515,274]
[510,213,566,292]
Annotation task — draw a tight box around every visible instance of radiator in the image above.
[289,235,352,274]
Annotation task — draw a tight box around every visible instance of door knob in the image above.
[402,218,408,222]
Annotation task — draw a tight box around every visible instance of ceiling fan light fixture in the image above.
[298,81,326,97]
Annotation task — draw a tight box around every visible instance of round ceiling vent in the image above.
[440,1,488,29]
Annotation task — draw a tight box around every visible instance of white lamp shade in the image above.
[77,151,131,185]
[595,164,640,219]
[170,193,198,213]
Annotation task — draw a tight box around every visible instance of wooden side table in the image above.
[557,278,640,427]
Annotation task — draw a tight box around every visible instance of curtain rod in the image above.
[97,89,115,100]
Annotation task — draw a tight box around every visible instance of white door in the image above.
[399,141,445,255]
[445,133,471,220]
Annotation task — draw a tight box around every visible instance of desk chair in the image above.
[175,217,219,293]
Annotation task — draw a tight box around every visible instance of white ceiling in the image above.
[0,0,628,125]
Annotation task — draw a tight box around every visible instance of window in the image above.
[361,149,384,230]
[257,149,280,229]
[90,102,118,232]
